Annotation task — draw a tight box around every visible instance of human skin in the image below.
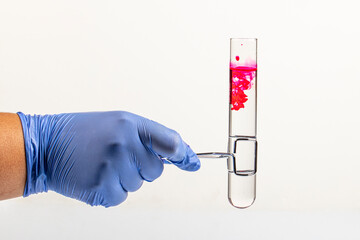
[0,113,26,200]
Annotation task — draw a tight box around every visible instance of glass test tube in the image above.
[194,38,257,208]
[228,38,257,208]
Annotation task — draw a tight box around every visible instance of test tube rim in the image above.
[230,38,258,40]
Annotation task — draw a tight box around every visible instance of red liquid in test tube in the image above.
[230,66,257,111]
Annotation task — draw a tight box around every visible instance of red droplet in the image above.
[241,44,243,46]
[235,56,240,61]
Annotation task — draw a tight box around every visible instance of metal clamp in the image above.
[196,152,257,176]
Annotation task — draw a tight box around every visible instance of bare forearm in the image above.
[0,113,26,200]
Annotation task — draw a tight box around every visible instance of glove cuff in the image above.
[17,112,51,196]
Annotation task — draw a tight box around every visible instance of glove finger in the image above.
[100,180,128,208]
[96,165,128,208]
[116,151,144,192]
[167,144,200,172]
[134,144,164,182]
[160,147,199,171]
[137,119,200,171]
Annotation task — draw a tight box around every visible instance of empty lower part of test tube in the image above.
[196,140,257,209]
[226,137,257,208]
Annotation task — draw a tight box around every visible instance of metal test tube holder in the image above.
[197,38,258,209]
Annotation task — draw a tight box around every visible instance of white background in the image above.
[1,0,360,239]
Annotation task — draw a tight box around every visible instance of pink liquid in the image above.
[230,66,257,111]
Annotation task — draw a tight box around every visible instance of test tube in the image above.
[228,38,257,208]
[193,38,258,208]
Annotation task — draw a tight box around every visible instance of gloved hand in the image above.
[17,111,200,207]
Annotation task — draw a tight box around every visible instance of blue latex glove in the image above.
[17,111,200,207]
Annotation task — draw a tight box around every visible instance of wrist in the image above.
[17,112,55,196]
